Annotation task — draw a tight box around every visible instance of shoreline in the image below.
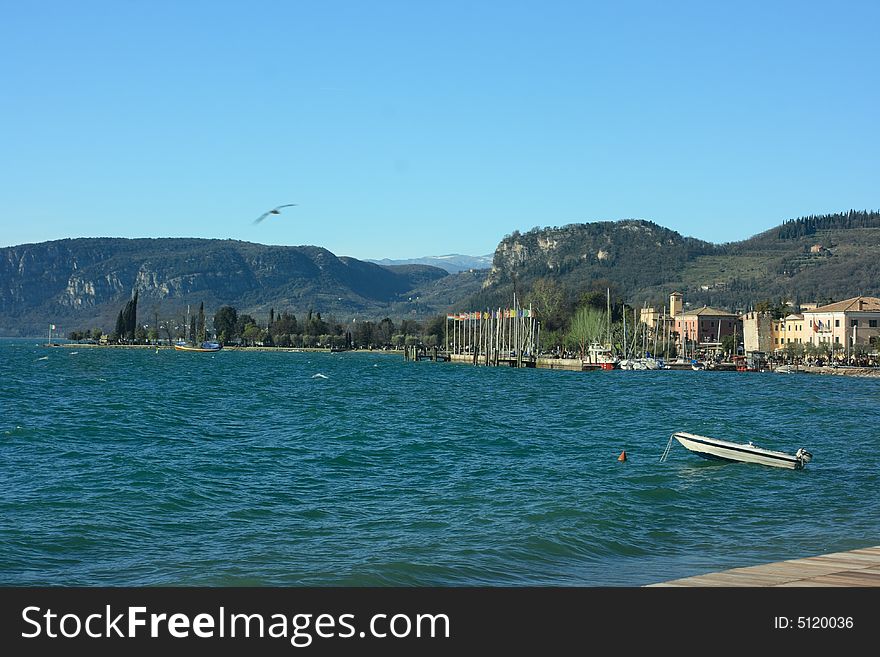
[50,342,404,355]
[798,365,880,378]
[43,342,880,376]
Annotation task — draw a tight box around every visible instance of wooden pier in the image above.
[403,345,450,362]
[647,545,880,587]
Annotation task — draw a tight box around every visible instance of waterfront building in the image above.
[741,311,774,354]
[672,294,741,354]
[802,296,880,358]
[639,305,675,346]
[669,291,683,318]
[772,313,807,352]
[639,306,662,329]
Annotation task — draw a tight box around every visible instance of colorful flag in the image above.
[49,324,56,330]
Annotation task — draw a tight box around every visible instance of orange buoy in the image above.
[618,450,627,462]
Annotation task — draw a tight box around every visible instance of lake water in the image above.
[1,339,878,585]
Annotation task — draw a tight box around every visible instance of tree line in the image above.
[776,210,880,239]
[70,282,696,359]
[66,290,451,349]
[213,305,446,349]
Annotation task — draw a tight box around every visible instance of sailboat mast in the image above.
[633,307,638,357]
[606,288,611,349]
[653,309,658,357]
[664,306,669,359]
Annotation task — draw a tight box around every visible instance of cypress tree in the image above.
[115,310,125,341]
[126,290,139,340]
[120,302,130,340]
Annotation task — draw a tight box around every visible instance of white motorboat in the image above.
[587,343,618,370]
[619,357,662,371]
[661,431,813,470]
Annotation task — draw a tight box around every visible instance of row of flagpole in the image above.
[445,296,539,366]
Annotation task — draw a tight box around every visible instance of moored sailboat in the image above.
[174,302,221,352]
[174,340,222,352]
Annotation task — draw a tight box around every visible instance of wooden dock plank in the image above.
[736,564,832,577]
[779,579,852,588]
[647,545,880,587]
[804,554,880,564]
[799,575,880,586]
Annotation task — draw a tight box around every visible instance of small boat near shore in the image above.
[174,341,222,353]
[587,342,618,370]
[661,431,813,469]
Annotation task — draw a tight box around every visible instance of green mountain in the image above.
[3,210,877,336]
[470,210,880,312]
[0,238,451,336]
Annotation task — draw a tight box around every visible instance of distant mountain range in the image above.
[2,210,878,336]
[365,254,493,273]
[0,238,456,336]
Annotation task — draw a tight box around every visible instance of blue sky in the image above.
[1,1,877,259]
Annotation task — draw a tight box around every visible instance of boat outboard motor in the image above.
[795,448,813,465]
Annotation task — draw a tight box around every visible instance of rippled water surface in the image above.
[2,339,879,585]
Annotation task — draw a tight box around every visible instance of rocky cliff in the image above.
[0,238,449,335]
[472,212,880,312]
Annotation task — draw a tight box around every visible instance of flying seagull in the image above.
[253,203,297,225]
